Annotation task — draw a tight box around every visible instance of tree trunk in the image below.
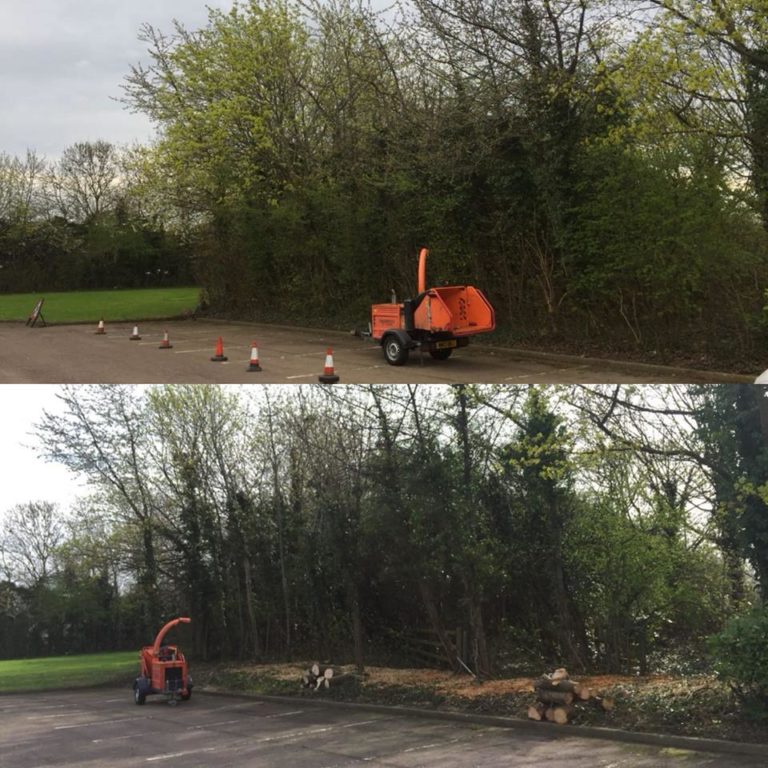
[276,500,291,658]
[140,519,160,636]
[112,570,122,649]
[455,386,492,678]
[349,581,365,674]
[549,496,585,671]
[242,554,261,658]
[418,580,459,672]
[467,588,491,678]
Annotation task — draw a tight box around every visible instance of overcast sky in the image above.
[0,386,85,524]
[0,0,233,160]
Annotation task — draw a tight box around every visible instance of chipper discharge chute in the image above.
[370,247,495,365]
[133,617,192,705]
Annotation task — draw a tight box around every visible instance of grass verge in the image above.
[193,662,768,745]
[0,651,136,693]
[0,287,200,324]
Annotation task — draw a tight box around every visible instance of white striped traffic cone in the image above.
[130,325,141,340]
[158,330,173,349]
[318,347,339,384]
[247,341,262,372]
[95,318,106,335]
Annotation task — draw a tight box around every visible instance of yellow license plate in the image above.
[435,340,457,349]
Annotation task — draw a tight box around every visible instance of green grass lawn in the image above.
[0,287,200,324]
[0,651,137,693]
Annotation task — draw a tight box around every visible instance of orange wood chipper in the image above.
[368,248,495,365]
[133,617,192,705]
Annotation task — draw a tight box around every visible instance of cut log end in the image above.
[551,668,569,682]
[527,704,544,721]
[551,705,571,725]
[598,696,615,711]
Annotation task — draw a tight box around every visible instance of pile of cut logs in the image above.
[301,663,337,690]
[527,668,614,725]
[300,663,359,690]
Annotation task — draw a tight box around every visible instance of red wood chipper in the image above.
[133,617,193,705]
[367,247,496,365]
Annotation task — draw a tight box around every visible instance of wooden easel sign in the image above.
[25,297,46,327]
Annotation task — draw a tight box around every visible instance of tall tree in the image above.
[35,386,162,635]
[500,387,588,667]
[617,0,768,228]
[0,151,47,225]
[0,501,64,586]
[574,384,768,602]
[51,141,121,223]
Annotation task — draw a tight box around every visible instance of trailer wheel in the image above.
[383,335,409,366]
[429,348,452,360]
[134,686,146,706]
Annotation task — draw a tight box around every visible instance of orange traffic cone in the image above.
[210,336,228,362]
[247,341,261,372]
[318,347,339,384]
[159,330,173,349]
[130,325,141,340]
[95,318,106,335]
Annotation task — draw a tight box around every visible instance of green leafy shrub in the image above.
[709,607,768,706]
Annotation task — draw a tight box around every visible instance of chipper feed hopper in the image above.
[370,248,495,365]
[133,617,192,705]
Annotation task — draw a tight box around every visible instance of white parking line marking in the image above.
[283,351,335,359]
[92,733,143,743]
[252,725,333,743]
[208,701,265,712]
[146,747,217,761]
[173,347,246,355]
[285,373,318,380]
[187,719,242,729]
[22,704,68,711]
[55,716,138,730]
[504,364,589,381]
[264,710,304,719]
[29,713,74,720]
[403,742,441,753]
[146,717,397,763]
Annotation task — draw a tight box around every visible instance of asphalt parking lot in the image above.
[0,687,762,767]
[0,320,751,384]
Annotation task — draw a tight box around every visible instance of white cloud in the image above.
[0,0,232,158]
[0,385,85,523]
